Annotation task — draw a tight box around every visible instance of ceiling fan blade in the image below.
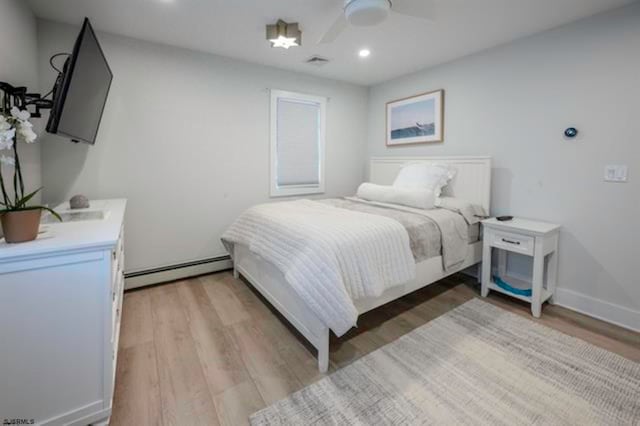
[391,0,436,20]
[319,14,348,44]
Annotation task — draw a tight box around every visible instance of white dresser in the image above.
[0,199,126,426]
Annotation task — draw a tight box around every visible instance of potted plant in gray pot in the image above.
[0,106,60,243]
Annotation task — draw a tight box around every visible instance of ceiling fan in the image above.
[319,0,436,44]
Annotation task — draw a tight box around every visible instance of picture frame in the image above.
[386,89,444,146]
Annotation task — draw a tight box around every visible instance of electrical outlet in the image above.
[604,165,628,182]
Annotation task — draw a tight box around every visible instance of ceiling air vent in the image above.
[305,56,330,67]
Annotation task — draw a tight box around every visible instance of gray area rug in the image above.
[251,298,640,425]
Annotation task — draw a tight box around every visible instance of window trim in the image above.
[270,89,326,197]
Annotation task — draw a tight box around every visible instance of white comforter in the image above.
[221,199,415,336]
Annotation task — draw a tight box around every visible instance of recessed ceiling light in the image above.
[359,48,371,58]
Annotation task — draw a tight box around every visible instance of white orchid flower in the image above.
[19,119,33,129]
[17,125,37,143]
[1,128,15,139]
[0,115,11,131]
[0,155,15,167]
[0,139,13,150]
[0,128,16,150]
[2,110,38,144]
[10,106,31,122]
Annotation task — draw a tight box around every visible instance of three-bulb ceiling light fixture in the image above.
[266,19,302,49]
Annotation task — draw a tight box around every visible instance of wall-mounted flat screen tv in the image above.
[46,18,113,144]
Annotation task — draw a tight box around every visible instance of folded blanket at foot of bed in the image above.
[329,197,473,271]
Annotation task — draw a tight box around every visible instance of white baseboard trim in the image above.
[553,288,640,333]
[124,256,232,289]
[124,258,639,333]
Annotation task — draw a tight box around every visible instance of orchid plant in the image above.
[0,106,60,220]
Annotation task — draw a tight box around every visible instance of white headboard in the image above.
[370,156,492,213]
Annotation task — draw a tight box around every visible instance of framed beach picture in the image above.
[386,89,444,146]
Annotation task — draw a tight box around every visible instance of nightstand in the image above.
[481,217,560,317]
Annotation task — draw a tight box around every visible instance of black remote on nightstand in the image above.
[496,216,513,221]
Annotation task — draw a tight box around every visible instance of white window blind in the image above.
[270,90,326,197]
[277,99,320,186]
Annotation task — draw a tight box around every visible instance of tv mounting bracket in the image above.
[0,81,53,118]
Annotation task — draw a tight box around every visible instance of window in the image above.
[270,90,326,197]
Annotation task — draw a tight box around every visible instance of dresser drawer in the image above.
[111,271,124,343]
[488,231,534,255]
[111,233,124,293]
[111,256,120,293]
[116,231,124,264]
[113,234,124,267]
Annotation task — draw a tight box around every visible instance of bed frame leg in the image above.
[232,247,239,279]
[317,328,329,373]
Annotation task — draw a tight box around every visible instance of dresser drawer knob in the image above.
[502,238,521,245]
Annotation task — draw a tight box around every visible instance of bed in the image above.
[227,156,491,372]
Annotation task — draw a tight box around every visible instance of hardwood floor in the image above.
[111,271,640,426]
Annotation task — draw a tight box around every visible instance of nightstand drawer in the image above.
[489,231,534,255]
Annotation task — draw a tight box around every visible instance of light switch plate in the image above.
[604,165,628,182]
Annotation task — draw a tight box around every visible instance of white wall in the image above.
[38,20,368,273]
[0,0,41,203]
[367,4,640,330]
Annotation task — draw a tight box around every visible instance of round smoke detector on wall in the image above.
[345,0,391,26]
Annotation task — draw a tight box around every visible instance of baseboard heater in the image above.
[124,255,233,290]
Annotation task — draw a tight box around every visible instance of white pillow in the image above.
[357,183,436,210]
[393,163,456,197]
